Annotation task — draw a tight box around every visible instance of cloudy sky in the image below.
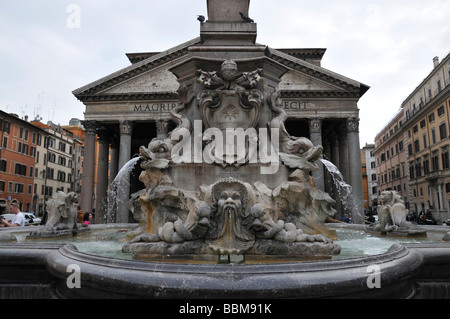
[1,0,449,147]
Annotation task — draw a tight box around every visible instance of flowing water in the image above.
[320,158,364,223]
[106,157,140,223]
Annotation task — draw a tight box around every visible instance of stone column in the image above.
[309,118,325,191]
[338,123,350,183]
[330,134,343,216]
[117,121,134,223]
[109,135,120,185]
[95,127,110,224]
[80,121,97,214]
[347,117,364,224]
[330,134,340,169]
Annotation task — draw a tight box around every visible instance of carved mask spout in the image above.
[206,180,255,254]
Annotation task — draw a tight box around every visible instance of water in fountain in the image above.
[320,158,363,223]
[106,157,140,223]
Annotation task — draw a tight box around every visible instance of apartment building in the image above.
[0,111,47,214]
[402,54,450,221]
[362,143,377,210]
[63,119,85,197]
[374,109,409,208]
[31,121,80,215]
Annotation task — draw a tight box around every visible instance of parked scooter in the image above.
[407,211,418,222]
[417,210,437,225]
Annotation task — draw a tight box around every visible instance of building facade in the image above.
[73,0,369,223]
[0,112,46,214]
[374,109,409,207]
[374,53,450,222]
[402,54,450,221]
[362,143,377,210]
[31,121,81,215]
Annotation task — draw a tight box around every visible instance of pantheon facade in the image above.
[73,1,369,223]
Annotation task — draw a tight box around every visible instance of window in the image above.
[423,134,427,148]
[439,123,447,140]
[432,129,437,144]
[442,150,450,170]
[414,139,420,153]
[438,105,445,116]
[413,125,418,134]
[371,173,377,181]
[423,157,430,174]
[446,183,450,193]
[58,156,67,166]
[14,163,27,176]
[14,183,24,194]
[432,152,440,171]
[409,163,415,179]
[0,160,6,172]
[429,112,435,123]
[420,119,426,128]
[415,161,422,178]
[2,121,10,134]
[48,152,56,163]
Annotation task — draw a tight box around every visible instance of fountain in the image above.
[120,60,340,262]
[0,0,450,300]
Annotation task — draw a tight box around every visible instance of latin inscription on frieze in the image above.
[134,103,178,113]
[133,101,311,113]
[282,101,310,110]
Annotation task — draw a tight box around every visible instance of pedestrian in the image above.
[0,203,25,227]
[77,206,84,224]
[83,212,92,225]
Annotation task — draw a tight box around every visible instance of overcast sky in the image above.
[1,0,449,147]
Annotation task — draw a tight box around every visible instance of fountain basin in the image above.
[1,224,450,299]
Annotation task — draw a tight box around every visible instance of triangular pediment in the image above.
[279,70,344,92]
[266,47,369,98]
[73,37,369,103]
[73,38,201,101]
[100,68,179,95]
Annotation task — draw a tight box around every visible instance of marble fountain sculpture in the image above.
[365,190,426,238]
[122,59,341,262]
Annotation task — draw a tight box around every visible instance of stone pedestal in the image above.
[207,0,250,21]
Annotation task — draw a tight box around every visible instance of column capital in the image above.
[119,121,134,135]
[82,120,98,135]
[309,118,323,133]
[347,117,360,133]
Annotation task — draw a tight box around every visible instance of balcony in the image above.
[425,170,445,182]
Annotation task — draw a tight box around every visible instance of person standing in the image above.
[0,203,25,227]
[77,206,84,224]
